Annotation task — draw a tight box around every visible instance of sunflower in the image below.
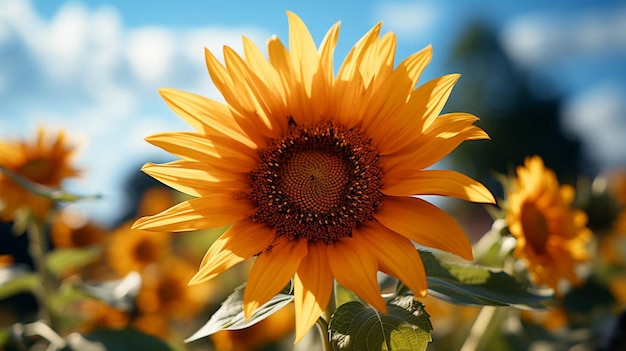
[0,128,79,221]
[106,220,170,276]
[135,256,211,319]
[133,12,494,341]
[75,299,130,334]
[50,209,106,248]
[506,156,591,291]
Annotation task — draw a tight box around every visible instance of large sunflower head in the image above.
[506,156,591,291]
[133,12,494,341]
[0,128,79,221]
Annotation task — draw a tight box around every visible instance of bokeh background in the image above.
[1,0,626,350]
[1,0,625,225]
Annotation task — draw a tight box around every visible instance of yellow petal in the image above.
[332,71,367,128]
[267,35,308,125]
[382,169,495,204]
[287,11,319,95]
[267,35,291,81]
[337,22,382,84]
[241,36,289,136]
[370,74,460,157]
[205,48,268,148]
[242,35,287,103]
[367,71,453,153]
[380,117,489,172]
[145,132,258,170]
[158,88,254,149]
[287,11,324,124]
[243,236,308,319]
[318,21,341,88]
[373,32,397,83]
[413,126,489,169]
[142,161,249,197]
[374,196,473,260]
[327,235,387,313]
[360,69,413,135]
[401,44,432,88]
[363,46,434,155]
[423,112,487,140]
[189,219,275,285]
[132,195,255,232]
[417,74,461,131]
[356,222,427,297]
[223,46,286,136]
[293,241,333,343]
[367,83,430,155]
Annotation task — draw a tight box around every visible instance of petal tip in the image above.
[293,328,308,344]
[187,272,207,286]
[243,301,258,321]
[130,218,144,230]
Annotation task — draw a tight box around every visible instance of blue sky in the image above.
[1,0,625,223]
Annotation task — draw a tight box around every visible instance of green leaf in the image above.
[0,270,39,300]
[329,296,433,351]
[0,164,101,203]
[65,328,174,351]
[80,272,141,310]
[416,250,551,308]
[186,283,294,342]
[46,246,102,277]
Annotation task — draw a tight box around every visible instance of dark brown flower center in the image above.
[248,120,383,244]
[520,201,550,254]
[16,158,57,185]
[135,240,159,263]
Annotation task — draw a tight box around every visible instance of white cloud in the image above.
[372,1,439,39]
[501,5,626,67]
[562,82,626,169]
[126,27,176,85]
[0,0,270,223]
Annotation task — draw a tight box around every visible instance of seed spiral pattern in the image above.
[248,119,383,244]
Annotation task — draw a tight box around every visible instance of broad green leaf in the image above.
[64,328,174,351]
[416,250,551,308]
[186,283,294,342]
[0,270,39,300]
[46,246,102,277]
[329,296,433,351]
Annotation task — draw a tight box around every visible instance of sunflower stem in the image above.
[316,281,337,351]
[315,317,332,351]
[460,256,514,351]
[459,306,494,351]
[26,218,56,328]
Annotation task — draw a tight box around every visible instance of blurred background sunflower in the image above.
[1,0,625,350]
